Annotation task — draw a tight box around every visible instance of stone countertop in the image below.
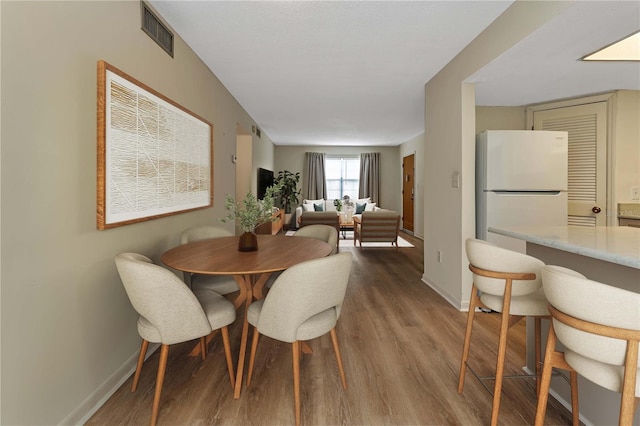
[488,225,640,269]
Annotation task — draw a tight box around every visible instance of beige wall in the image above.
[0,1,273,424]
[274,145,401,212]
[476,106,526,133]
[613,90,640,204]
[423,1,572,309]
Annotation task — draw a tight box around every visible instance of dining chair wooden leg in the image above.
[330,328,347,390]
[292,341,301,426]
[132,339,149,392]
[490,280,513,426]
[458,284,478,393]
[200,336,207,361]
[247,327,260,387]
[221,326,235,389]
[151,344,169,426]
[234,276,253,399]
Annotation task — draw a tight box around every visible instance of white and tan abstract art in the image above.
[97,61,212,230]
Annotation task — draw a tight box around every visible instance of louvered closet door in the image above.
[534,102,607,226]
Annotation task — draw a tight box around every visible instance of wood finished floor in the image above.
[87,232,574,425]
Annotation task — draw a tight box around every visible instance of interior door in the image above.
[534,102,607,226]
[402,154,415,232]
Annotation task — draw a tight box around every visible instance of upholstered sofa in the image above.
[294,197,381,228]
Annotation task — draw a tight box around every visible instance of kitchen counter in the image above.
[488,225,639,425]
[488,225,640,269]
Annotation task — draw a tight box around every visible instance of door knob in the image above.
[592,206,602,214]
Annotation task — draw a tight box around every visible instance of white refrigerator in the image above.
[476,130,568,253]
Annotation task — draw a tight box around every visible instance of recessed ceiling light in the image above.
[582,30,640,61]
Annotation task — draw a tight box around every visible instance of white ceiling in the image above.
[149,1,640,146]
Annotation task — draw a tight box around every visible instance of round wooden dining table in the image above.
[161,234,332,399]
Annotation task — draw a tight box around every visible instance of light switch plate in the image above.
[451,171,460,188]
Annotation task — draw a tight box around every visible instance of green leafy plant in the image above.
[274,170,301,214]
[220,182,283,232]
[333,199,343,211]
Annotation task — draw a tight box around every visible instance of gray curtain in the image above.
[304,152,326,200]
[359,152,380,203]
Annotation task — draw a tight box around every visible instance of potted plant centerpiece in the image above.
[220,182,283,251]
[274,170,302,226]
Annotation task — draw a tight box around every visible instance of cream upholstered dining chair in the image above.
[115,252,236,426]
[245,252,353,426]
[294,224,339,254]
[263,224,339,293]
[535,265,640,426]
[353,211,400,248]
[459,238,548,426]
[298,211,340,233]
[180,226,240,295]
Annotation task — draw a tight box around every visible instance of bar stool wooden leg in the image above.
[489,278,514,426]
[535,324,580,426]
[491,304,511,425]
[458,284,478,393]
[569,371,579,426]
[535,324,556,426]
[620,340,639,425]
[535,317,541,396]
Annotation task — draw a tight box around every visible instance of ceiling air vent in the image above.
[141,2,174,57]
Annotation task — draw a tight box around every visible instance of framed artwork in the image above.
[97,60,213,230]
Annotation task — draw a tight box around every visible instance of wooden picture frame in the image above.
[97,60,213,230]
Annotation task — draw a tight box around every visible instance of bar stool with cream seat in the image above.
[535,265,640,426]
[459,238,549,426]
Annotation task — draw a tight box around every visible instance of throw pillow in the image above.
[365,202,377,211]
[313,202,324,211]
[302,203,315,212]
[303,199,323,205]
[356,202,366,214]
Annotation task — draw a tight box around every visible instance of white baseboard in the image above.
[421,275,469,311]
[60,342,159,425]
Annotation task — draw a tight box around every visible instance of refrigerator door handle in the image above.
[487,190,563,195]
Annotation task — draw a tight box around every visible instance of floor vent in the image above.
[141,2,174,57]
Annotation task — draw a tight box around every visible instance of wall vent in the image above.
[141,2,174,57]
[256,128,261,138]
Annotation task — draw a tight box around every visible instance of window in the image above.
[325,156,360,201]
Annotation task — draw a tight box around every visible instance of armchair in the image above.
[353,211,401,248]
